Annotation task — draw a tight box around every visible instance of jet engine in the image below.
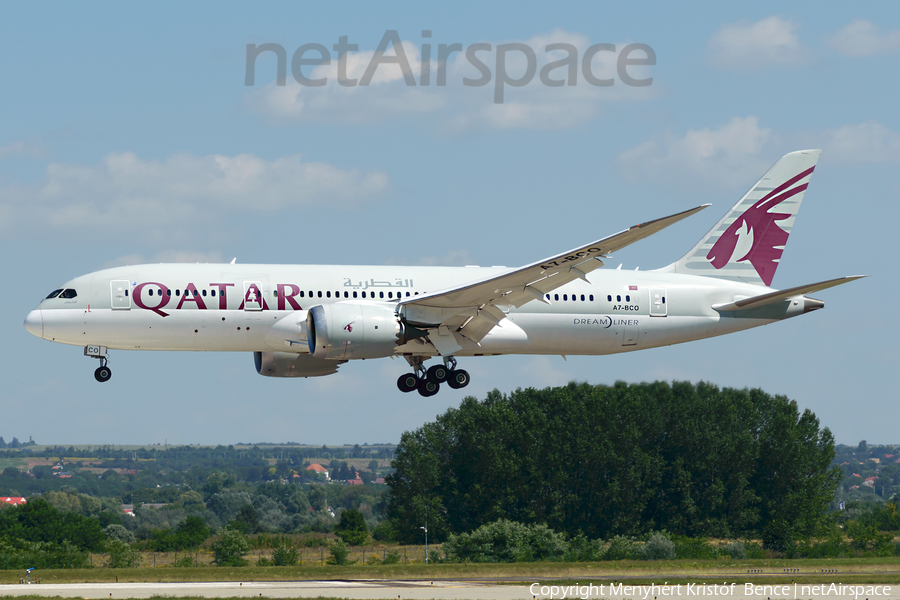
[307,302,424,360]
[254,352,345,377]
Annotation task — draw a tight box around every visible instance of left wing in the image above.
[398,204,709,346]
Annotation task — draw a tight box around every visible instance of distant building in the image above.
[306,464,330,480]
[1,497,26,506]
[374,477,385,484]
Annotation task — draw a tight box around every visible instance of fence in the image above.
[2,545,437,570]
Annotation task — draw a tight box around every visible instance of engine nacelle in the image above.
[254,352,344,377]
[307,302,415,360]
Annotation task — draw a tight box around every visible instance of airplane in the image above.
[24,149,863,396]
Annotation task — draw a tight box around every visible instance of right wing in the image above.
[399,204,709,345]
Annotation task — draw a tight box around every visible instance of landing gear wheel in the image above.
[94,366,112,383]
[426,364,449,383]
[397,373,418,393]
[417,378,439,397]
[446,369,470,389]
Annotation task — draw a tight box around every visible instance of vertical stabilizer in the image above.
[665,149,821,286]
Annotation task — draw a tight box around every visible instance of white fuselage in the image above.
[25,263,808,358]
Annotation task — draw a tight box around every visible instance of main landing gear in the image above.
[85,345,112,383]
[397,356,470,396]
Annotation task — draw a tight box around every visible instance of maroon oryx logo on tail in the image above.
[707,166,814,286]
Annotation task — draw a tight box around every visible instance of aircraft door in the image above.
[650,288,667,316]
[622,322,639,346]
[243,281,264,311]
[110,280,131,310]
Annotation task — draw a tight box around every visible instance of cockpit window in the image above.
[45,289,63,299]
[59,289,77,299]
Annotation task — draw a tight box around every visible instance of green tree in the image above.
[327,538,355,565]
[335,508,369,545]
[0,498,105,551]
[212,528,250,566]
[103,524,136,544]
[271,538,300,566]
[386,382,840,541]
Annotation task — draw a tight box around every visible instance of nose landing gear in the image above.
[396,356,470,396]
[85,345,112,383]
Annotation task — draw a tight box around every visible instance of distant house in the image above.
[885,454,895,459]
[863,477,877,488]
[1,497,26,506]
[347,478,363,485]
[306,464,330,480]
[374,477,385,484]
[852,473,862,478]
[850,485,860,490]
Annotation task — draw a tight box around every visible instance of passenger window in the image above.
[617,295,621,302]
[580,294,585,301]
[273,290,278,297]
[344,291,349,298]
[362,291,367,298]
[211,290,216,297]
[300,291,305,298]
[167,290,172,297]
[202,290,207,297]
[589,295,594,301]
[554,294,559,301]
[353,291,357,298]
[545,294,550,300]
[175,289,180,296]
[388,291,393,299]
[379,291,384,299]
[607,295,612,302]
[317,291,322,298]
[125,290,129,297]
[45,289,63,299]
[148,289,154,296]
[326,291,331,298]
[563,294,567,301]
[662,297,666,304]
[194,290,199,297]
[626,295,630,302]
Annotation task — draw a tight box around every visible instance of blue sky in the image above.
[2,2,897,445]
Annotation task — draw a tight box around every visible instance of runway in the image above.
[0,580,896,600]
[0,580,526,600]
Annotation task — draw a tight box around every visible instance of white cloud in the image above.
[245,29,656,131]
[617,116,777,190]
[382,248,477,267]
[823,122,900,163]
[828,19,900,56]
[100,251,226,269]
[0,152,388,239]
[709,17,809,69]
[0,139,45,159]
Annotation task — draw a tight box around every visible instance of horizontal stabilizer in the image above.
[712,276,866,312]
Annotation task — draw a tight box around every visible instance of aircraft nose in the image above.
[24,310,43,339]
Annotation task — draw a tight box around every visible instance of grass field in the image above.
[0,458,26,471]
[0,558,898,585]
